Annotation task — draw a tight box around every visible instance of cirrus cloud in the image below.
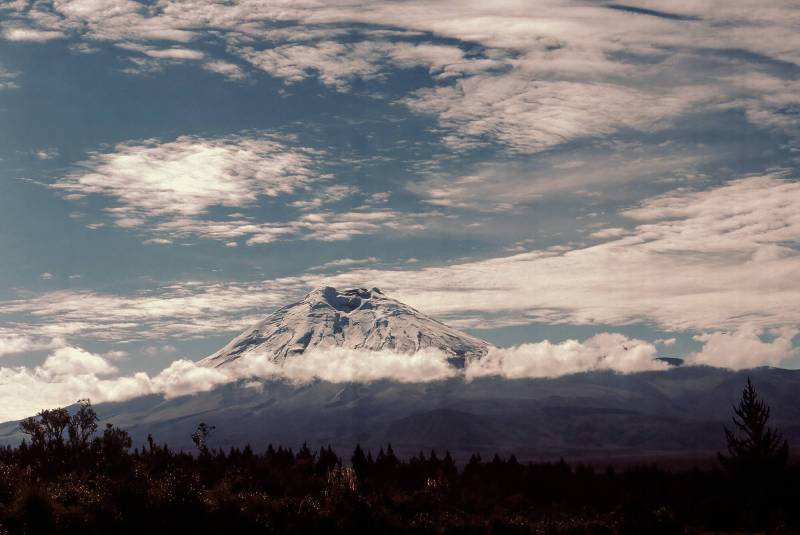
[51,134,431,245]
[405,77,710,154]
[6,0,800,154]
[316,173,800,333]
[6,173,800,342]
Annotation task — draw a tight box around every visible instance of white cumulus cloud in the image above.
[465,333,666,380]
[238,347,458,384]
[41,346,117,376]
[685,325,799,370]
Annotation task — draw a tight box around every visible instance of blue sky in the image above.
[1,0,799,419]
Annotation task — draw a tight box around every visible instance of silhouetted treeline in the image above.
[0,382,798,534]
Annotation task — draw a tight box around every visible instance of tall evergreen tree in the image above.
[718,378,788,480]
[351,444,368,479]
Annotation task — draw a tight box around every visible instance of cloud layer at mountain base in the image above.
[466,334,668,380]
[0,325,794,422]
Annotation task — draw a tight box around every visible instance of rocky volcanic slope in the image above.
[201,286,491,368]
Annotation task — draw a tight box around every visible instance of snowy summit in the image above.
[201,286,490,368]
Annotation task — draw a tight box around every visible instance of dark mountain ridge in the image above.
[2,365,798,460]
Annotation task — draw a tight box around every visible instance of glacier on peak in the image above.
[200,286,491,368]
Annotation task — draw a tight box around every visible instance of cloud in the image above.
[141,47,204,60]
[0,335,666,421]
[237,347,458,384]
[466,333,666,380]
[405,77,707,154]
[720,73,800,133]
[143,344,177,357]
[41,346,117,376]
[44,0,196,43]
[236,40,468,91]
[102,350,129,361]
[0,365,152,423]
[685,325,798,370]
[238,41,386,91]
[0,280,309,341]
[202,60,246,80]
[151,208,424,245]
[39,272,54,280]
[284,209,425,243]
[1,24,65,42]
[308,257,379,271]
[589,228,631,240]
[290,185,357,210]
[55,135,318,220]
[0,335,63,357]
[410,142,716,210]
[0,347,445,422]
[0,345,131,420]
[53,134,323,241]
[114,43,206,73]
[314,173,800,332]
[148,358,230,398]
[34,148,60,160]
[0,66,17,89]
[51,135,426,246]
[7,173,800,342]
[5,0,800,155]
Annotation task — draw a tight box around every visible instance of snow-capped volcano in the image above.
[201,286,490,368]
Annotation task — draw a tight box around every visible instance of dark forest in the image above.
[0,380,797,535]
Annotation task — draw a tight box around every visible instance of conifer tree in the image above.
[718,378,788,481]
[351,444,368,479]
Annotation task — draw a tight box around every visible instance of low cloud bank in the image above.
[467,333,667,380]
[0,347,457,421]
[0,326,796,422]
